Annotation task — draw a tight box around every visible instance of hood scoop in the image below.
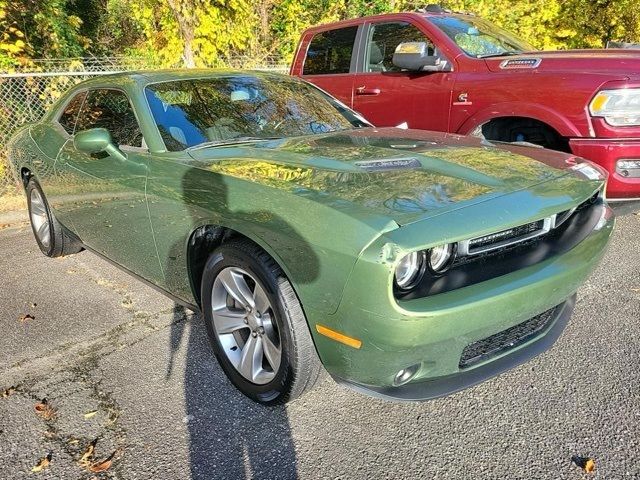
[354,157,422,172]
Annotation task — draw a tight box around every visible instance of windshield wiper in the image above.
[187,136,282,151]
[477,51,523,59]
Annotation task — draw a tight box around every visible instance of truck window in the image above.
[366,22,434,72]
[303,26,358,75]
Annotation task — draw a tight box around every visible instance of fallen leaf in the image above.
[87,451,117,473]
[34,398,57,420]
[68,438,79,445]
[79,438,98,466]
[31,453,52,473]
[1,386,17,398]
[19,314,35,323]
[84,410,98,419]
[572,456,596,473]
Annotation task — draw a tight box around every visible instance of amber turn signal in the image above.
[316,324,362,349]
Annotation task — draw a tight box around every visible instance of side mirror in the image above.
[74,128,127,161]
[392,42,452,73]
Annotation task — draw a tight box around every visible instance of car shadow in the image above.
[163,164,321,479]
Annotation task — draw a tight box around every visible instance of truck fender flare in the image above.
[455,103,582,138]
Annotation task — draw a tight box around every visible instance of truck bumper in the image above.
[308,204,614,400]
[569,138,640,200]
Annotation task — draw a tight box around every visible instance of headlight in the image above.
[589,88,640,126]
[394,251,425,290]
[428,243,456,273]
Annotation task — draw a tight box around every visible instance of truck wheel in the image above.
[201,239,321,405]
[26,178,82,257]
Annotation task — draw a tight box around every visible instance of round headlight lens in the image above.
[428,244,455,273]
[395,251,425,289]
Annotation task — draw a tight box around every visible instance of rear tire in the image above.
[201,239,321,405]
[26,178,82,257]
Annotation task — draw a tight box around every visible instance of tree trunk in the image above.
[167,0,196,67]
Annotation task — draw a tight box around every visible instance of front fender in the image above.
[455,102,584,138]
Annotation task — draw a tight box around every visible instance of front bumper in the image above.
[337,295,574,401]
[307,203,614,400]
[570,138,640,200]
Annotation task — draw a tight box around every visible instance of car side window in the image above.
[366,22,434,72]
[58,92,87,135]
[303,26,358,75]
[75,89,144,148]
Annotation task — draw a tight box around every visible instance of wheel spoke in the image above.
[36,220,48,237]
[219,269,255,310]
[253,283,270,315]
[238,335,263,381]
[213,307,247,334]
[262,333,281,372]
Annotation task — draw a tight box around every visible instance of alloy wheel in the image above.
[30,188,51,248]
[211,266,282,385]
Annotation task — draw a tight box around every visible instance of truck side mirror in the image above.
[74,128,127,162]
[392,42,452,73]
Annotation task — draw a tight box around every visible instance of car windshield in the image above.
[429,14,535,58]
[144,75,370,151]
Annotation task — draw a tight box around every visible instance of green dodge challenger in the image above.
[7,70,614,404]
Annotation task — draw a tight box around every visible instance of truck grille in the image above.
[459,305,559,369]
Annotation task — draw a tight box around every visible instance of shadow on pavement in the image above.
[161,163,321,479]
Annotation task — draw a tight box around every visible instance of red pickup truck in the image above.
[290,7,640,200]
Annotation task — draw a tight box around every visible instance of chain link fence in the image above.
[0,57,289,199]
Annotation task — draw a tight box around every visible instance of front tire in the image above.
[26,178,82,257]
[201,239,321,405]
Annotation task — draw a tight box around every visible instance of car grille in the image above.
[458,304,560,369]
[466,219,547,254]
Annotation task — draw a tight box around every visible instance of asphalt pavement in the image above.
[0,205,639,479]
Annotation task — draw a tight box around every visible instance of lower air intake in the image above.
[459,305,560,369]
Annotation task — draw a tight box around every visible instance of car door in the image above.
[298,25,360,107]
[352,20,455,131]
[56,88,162,282]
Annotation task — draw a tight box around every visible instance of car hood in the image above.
[187,128,597,226]
[484,49,640,78]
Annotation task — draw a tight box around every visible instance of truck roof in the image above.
[300,10,472,33]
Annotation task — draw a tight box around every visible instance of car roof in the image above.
[72,68,289,89]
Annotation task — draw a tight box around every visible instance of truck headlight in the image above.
[589,88,640,126]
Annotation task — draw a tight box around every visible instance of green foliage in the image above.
[1,0,640,67]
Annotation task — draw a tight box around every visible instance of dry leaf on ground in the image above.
[84,410,98,419]
[79,438,98,466]
[1,386,17,398]
[87,451,118,473]
[34,398,57,420]
[31,453,52,473]
[19,314,35,323]
[572,455,596,473]
[79,439,119,473]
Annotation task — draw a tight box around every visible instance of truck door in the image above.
[352,20,454,131]
[297,25,359,108]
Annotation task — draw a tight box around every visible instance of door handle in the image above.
[355,86,381,96]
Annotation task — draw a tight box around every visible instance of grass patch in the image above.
[0,192,26,213]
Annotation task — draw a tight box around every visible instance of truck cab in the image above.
[290,9,640,200]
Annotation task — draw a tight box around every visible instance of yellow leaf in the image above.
[84,410,98,419]
[31,453,52,473]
